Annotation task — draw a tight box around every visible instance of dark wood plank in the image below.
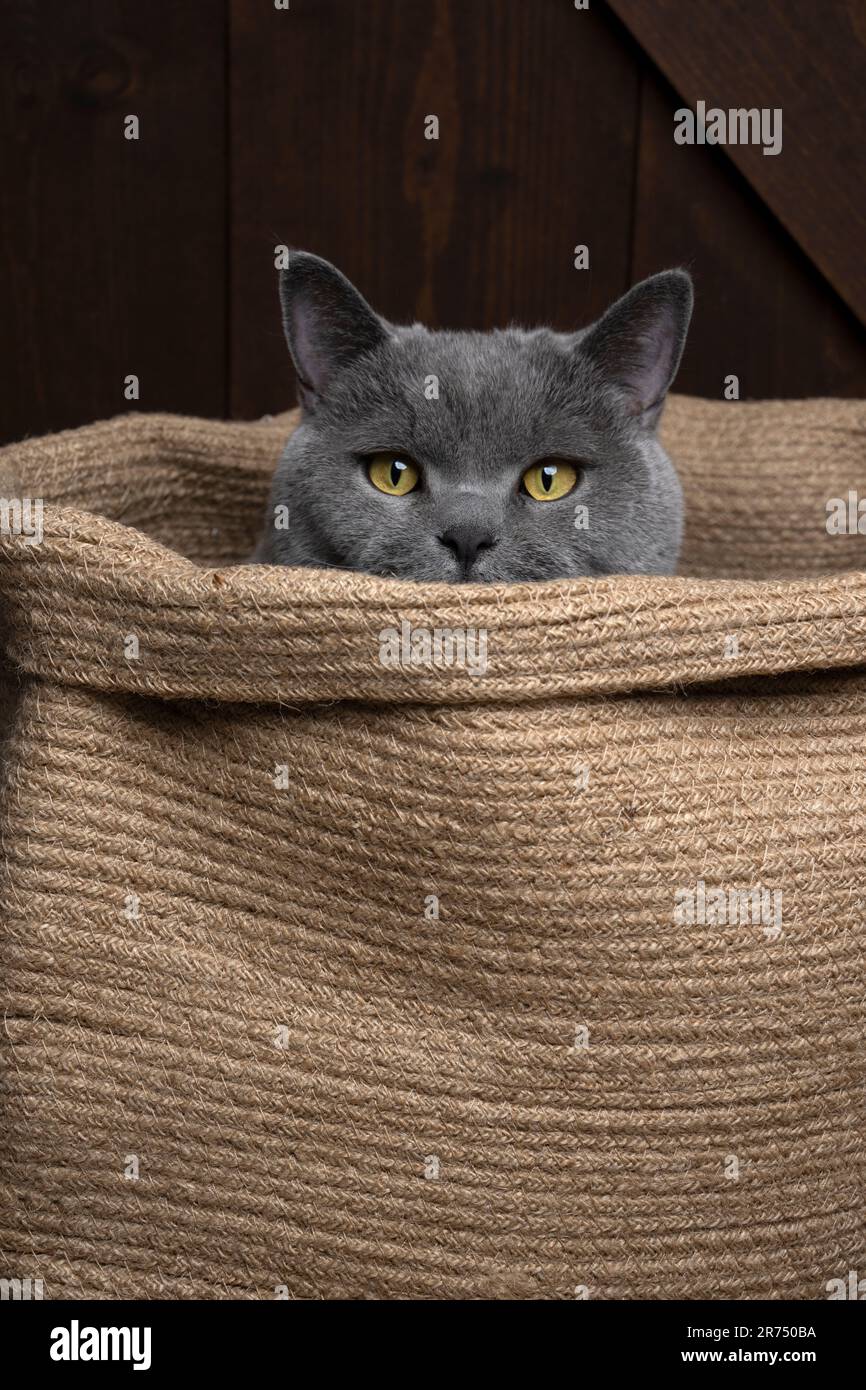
[229,0,641,419]
[608,0,866,327]
[631,66,866,398]
[0,0,227,445]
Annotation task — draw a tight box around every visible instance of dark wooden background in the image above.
[3,0,866,445]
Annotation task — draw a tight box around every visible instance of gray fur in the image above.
[253,252,692,582]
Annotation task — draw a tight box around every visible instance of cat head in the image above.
[257,252,692,582]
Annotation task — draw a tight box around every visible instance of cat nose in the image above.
[438,526,497,573]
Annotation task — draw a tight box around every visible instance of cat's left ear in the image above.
[278,252,389,410]
[579,270,693,430]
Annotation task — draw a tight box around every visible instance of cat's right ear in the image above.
[278,252,388,410]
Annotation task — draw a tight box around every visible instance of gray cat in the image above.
[253,252,692,582]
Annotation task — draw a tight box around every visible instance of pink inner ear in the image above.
[627,314,676,411]
[292,301,330,395]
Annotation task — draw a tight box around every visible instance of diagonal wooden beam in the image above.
[607,0,866,327]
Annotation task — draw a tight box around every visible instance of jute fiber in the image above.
[0,397,864,1300]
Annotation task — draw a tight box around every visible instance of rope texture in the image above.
[0,399,864,1298]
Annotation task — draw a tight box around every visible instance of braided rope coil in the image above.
[0,401,864,1299]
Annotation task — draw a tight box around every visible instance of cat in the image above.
[252,252,692,583]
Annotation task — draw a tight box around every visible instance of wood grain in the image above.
[0,0,227,445]
[631,66,866,398]
[608,0,866,327]
[229,0,640,418]
[2,0,865,443]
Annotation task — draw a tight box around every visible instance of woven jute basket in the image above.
[1,397,864,1300]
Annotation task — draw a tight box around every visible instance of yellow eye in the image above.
[368,452,420,496]
[521,460,579,501]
